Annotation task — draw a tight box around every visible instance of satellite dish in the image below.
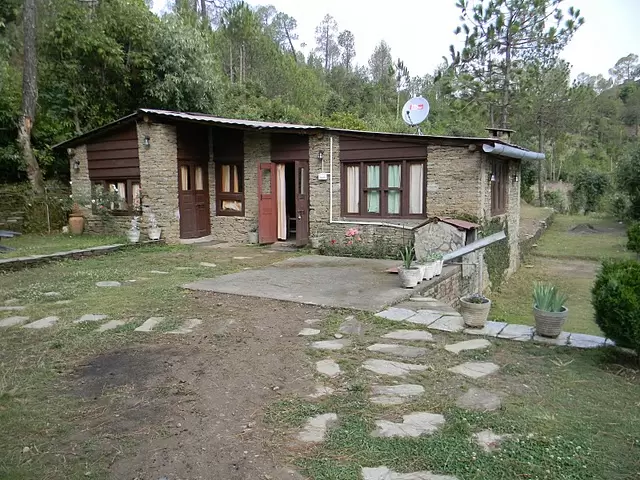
[402,97,430,134]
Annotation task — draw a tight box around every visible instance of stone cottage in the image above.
[56,109,543,276]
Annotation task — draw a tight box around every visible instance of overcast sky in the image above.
[152,0,640,79]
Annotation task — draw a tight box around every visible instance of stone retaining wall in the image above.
[419,264,473,307]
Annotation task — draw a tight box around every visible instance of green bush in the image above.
[606,193,630,221]
[616,144,640,221]
[592,260,640,356]
[627,223,640,256]
[543,190,567,213]
[521,186,535,204]
[571,168,610,214]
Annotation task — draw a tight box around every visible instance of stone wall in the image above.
[136,121,180,242]
[422,265,473,307]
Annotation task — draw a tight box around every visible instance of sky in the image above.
[152,0,640,80]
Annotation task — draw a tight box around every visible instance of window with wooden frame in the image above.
[216,163,244,216]
[91,179,141,215]
[341,160,426,218]
[491,160,508,216]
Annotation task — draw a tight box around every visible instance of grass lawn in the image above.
[266,314,640,480]
[0,233,127,258]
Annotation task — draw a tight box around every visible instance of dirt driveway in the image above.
[68,293,327,480]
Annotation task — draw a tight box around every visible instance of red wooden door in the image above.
[295,160,309,246]
[179,160,210,239]
[258,163,277,244]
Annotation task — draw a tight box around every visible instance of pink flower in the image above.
[347,240,353,245]
[357,237,362,241]
[345,228,359,238]
[331,239,337,244]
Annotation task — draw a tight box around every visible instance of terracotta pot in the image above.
[460,296,492,328]
[68,215,85,235]
[533,306,568,338]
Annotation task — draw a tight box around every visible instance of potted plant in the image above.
[147,213,161,241]
[68,203,85,235]
[460,293,491,328]
[398,245,422,288]
[424,252,438,280]
[128,216,141,243]
[433,251,444,276]
[532,282,568,337]
[413,259,427,283]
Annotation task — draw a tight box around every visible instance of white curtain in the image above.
[367,165,380,213]
[409,163,424,214]
[346,165,360,213]
[132,183,141,209]
[387,165,401,214]
[221,165,231,192]
[276,164,287,240]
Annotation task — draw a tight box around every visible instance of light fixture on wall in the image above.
[73,158,80,171]
[488,172,496,183]
[317,150,324,162]
[143,135,151,148]
[513,174,519,183]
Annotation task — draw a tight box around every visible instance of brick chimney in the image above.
[485,127,515,142]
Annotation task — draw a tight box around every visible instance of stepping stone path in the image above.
[43,291,61,297]
[497,324,534,342]
[167,318,202,334]
[474,429,511,453]
[0,306,26,311]
[0,316,29,327]
[362,466,459,480]
[298,328,320,336]
[54,300,72,305]
[309,385,335,398]
[233,256,253,260]
[534,332,570,346]
[23,316,58,329]
[382,330,433,341]
[316,359,341,377]
[448,362,499,379]
[311,339,351,350]
[426,315,465,333]
[338,316,364,335]
[74,314,108,323]
[375,307,417,322]
[96,281,121,287]
[444,339,491,354]
[372,412,445,438]
[569,333,606,348]
[297,413,338,443]
[363,359,428,377]
[370,384,425,405]
[305,318,321,325]
[456,388,502,412]
[149,270,169,275]
[464,321,507,337]
[199,262,217,268]
[367,343,427,359]
[134,317,164,332]
[97,320,126,332]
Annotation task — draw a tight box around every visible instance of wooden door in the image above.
[258,163,277,244]
[295,160,309,246]
[179,160,210,239]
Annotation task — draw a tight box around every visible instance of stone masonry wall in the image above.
[209,131,266,243]
[136,121,180,242]
[422,265,472,307]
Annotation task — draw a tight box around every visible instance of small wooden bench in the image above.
[0,230,21,252]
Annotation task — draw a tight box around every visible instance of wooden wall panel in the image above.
[86,123,140,180]
[271,134,309,163]
[339,135,427,162]
[177,124,209,161]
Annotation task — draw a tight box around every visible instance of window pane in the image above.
[222,165,231,192]
[180,166,190,191]
[346,165,360,214]
[261,166,271,194]
[409,164,424,214]
[367,165,380,188]
[367,191,380,213]
[232,165,240,193]
[195,166,204,191]
[132,182,141,209]
[388,165,401,188]
[298,167,305,195]
[388,191,401,214]
[221,200,243,212]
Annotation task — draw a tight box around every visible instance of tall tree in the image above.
[338,29,355,71]
[314,14,339,71]
[609,53,639,85]
[395,58,410,120]
[453,0,583,129]
[368,40,394,110]
[17,0,43,192]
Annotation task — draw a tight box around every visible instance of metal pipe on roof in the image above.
[442,231,506,263]
[482,143,545,160]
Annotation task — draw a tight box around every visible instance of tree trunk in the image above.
[284,24,297,60]
[229,44,233,83]
[538,127,544,207]
[324,27,329,70]
[200,0,207,25]
[18,0,43,194]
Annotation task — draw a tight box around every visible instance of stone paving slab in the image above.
[316,359,341,377]
[497,324,534,342]
[363,359,428,377]
[309,385,335,398]
[367,343,428,358]
[338,316,364,335]
[97,320,126,332]
[43,291,61,297]
[426,315,465,333]
[370,384,425,405]
[448,362,499,379]
[0,306,26,311]
[74,314,108,323]
[297,413,337,443]
[404,310,443,326]
[533,332,571,346]
[23,316,58,329]
[375,307,417,322]
[134,317,164,332]
[199,262,217,268]
[0,316,29,327]
[464,321,507,337]
[474,429,512,452]
[382,330,434,342]
[444,339,491,354]
[372,412,445,438]
[456,388,502,412]
[298,328,321,336]
[362,466,459,480]
[54,300,72,305]
[149,270,169,274]
[167,318,202,334]
[568,333,606,348]
[96,281,121,287]
[311,339,351,350]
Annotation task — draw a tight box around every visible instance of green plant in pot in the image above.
[460,293,491,328]
[398,245,422,288]
[533,282,568,338]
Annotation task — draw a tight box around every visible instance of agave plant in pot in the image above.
[532,282,568,338]
[398,245,422,288]
[460,293,491,328]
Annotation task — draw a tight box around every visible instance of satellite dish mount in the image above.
[402,96,430,135]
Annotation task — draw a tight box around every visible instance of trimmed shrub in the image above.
[627,223,640,257]
[592,260,640,357]
[571,168,610,214]
[543,190,567,213]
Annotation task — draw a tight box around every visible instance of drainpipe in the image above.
[328,135,413,231]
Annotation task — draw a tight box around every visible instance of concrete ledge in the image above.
[0,240,164,272]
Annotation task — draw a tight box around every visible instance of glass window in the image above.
[217,163,244,216]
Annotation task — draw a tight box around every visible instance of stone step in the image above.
[367,343,428,358]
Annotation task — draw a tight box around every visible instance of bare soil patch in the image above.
[65,293,329,480]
